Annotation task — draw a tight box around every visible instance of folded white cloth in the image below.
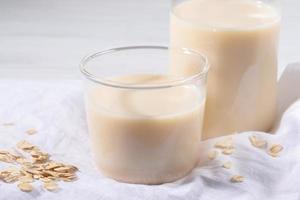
[1,63,300,200]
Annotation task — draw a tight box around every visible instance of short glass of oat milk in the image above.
[80,46,209,184]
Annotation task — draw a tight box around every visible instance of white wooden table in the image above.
[0,0,299,79]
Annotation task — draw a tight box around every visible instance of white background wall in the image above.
[0,0,299,78]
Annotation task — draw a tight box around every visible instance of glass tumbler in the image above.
[80,46,209,184]
[170,0,281,139]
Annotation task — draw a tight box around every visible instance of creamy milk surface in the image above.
[170,0,280,139]
[85,74,205,184]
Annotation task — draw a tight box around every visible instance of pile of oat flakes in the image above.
[208,134,284,183]
[0,125,79,192]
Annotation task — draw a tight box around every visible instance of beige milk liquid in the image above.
[170,0,280,139]
[85,74,205,184]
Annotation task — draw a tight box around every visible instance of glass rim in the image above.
[79,45,209,90]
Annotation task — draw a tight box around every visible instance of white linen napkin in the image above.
[0,63,300,200]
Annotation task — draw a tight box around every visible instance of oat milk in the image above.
[85,74,206,184]
[170,0,280,139]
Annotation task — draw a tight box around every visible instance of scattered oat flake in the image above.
[30,150,41,157]
[249,135,267,148]
[26,128,37,135]
[267,144,283,157]
[230,175,244,183]
[0,168,21,183]
[19,176,34,183]
[16,157,27,164]
[270,144,283,154]
[45,162,63,170]
[0,150,21,163]
[2,122,14,126]
[58,172,74,178]
[24,168,40,175]
[0,150,10,154]
[214,138,234,149]
[54,167,73,173]
[208,150,218,160]
[18,182,34,192]
[61,176,77,182]
[40,177,52,182]
[3,176,19,183]
[64,165,78,172]
[267,152,278,157]
[222,161,232,169]
[0,155,13,163]
[17,140,34,150]
[44,181,58,191]
[222,148,234,155]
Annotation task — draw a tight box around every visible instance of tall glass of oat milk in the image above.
[170,0,280,139]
